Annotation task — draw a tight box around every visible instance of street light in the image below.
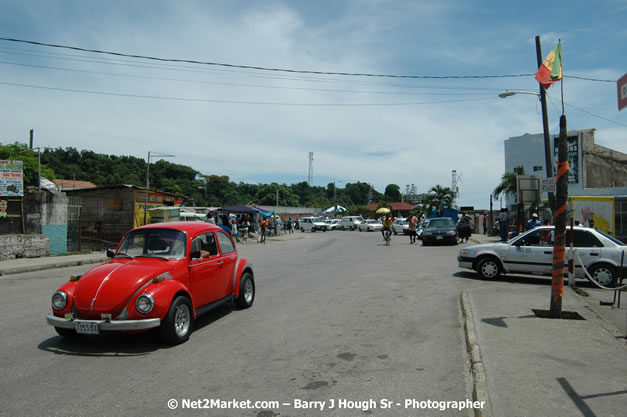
[144,151,175,224]
[499,89,555,213]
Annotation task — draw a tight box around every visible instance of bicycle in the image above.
[384,228,391,246]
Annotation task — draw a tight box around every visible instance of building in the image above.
[65,185,184,249]
[504,129,627,239]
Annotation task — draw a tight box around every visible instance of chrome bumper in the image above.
[47,314,160,331]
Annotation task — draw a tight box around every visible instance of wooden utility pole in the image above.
[550,115,569,317]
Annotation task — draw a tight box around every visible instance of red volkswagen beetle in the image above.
[46,222,255,344]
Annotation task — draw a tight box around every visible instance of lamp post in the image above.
[144,151,175,224]
[333,181,344,212]
[498,89,555,213]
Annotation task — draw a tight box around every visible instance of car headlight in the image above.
[447,231,456,236]
[51,291,67,310]
[460,249,469,255]
[136,294,155,314]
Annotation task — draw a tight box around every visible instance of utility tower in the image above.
[452,170,459,200]
[308,152,314,186]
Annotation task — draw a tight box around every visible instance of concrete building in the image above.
[504,129,627,239]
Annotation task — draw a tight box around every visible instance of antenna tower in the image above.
[308,152,314,186]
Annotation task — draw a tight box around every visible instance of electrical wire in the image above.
[0,81,496,106]
[0,37,535,80]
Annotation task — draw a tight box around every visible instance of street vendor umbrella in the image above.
[376,207,391,214]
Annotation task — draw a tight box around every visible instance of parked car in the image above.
[392,218,407,235]
[457,226,624,287]
[421,217,458,245]
[337,216,364,230]
[325,218,341,230]
[46,222,255,344]
[358,219,383,232]
[299,216,328,232]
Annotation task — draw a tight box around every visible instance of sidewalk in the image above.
[0,231,305,276]
[0,252,109,276]
[462,233,627,417]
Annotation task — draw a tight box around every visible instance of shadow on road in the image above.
[453,271,598,289]
[38,304,234,356]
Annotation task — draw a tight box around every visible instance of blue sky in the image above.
[1,0,626,209]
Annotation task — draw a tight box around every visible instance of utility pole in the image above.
[535,36,555,213]
[550,115,569,317]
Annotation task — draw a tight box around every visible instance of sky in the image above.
[1,0,626,209]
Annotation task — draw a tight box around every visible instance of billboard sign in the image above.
[553,135,579,184]
[0,160,24,197]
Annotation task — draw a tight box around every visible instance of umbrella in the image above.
[376,207,391,214]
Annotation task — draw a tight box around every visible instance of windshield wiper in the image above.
[136,255,170,261]
[114,252,133,258]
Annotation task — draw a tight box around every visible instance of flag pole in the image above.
[559,39,565,116]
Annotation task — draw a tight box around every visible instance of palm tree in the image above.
[423,185,455,216]
[493,166,525,201]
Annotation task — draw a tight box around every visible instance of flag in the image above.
[535,41,562,89]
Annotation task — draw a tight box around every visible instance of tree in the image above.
[493,166,525,201]
[384,184,402,201]
[423,185,455,216]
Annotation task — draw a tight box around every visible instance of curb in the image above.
[460,290,493,417]
[0,257,108,276]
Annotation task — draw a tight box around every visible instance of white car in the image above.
[325,219,341,230]
[337,216,364,231]
[358,219,382,232]
[299,216,328,232]
[392,218,407,235]
[458,226,625,287]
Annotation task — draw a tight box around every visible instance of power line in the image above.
[0,36,535,80]
[0,81,496,106]
[0,60,494,97]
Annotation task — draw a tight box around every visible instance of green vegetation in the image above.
[1,143,401,210]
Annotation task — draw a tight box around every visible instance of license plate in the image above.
[436,235,443,240]
[75,321,100,335]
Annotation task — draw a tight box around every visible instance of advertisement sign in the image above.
[618,73,627,111]
[569,196,615,235]
[0,160,24,197]
[133,191,184,227]
[553,135,579,184]
[541,178,556,193]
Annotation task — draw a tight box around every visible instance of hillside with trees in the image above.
[1,143,400,211]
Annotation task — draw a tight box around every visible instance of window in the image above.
[217,231,235,254]
[192,233,218,258]
[567,230,602,248]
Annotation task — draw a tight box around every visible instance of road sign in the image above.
[541,178,556,193]
[618,73,627,111]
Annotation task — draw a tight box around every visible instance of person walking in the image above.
[482,215,487,235]
[497,208,509,242]
[258,218,267,243]
[407,214,418,244]
[240,218,249,243]
[230,219,240,243]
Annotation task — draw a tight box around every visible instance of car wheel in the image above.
[160,296,194,344]
[588,263,617,287]
[234,272,255,309]
[54,327,77,338]
[476,257,501,280]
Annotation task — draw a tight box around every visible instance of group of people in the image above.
[379,214,422,244]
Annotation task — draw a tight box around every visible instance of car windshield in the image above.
[427,218,455,228]
[117,229,187,259]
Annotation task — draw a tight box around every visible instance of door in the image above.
[216,231,237,297]
[190,232,223,306]
[504,231,553,275]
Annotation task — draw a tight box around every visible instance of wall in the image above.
[0,234,49,260]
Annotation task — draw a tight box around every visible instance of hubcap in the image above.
[174,303,190,337]
[593,268,612,286]
[481,261,498,278]
[244,279,254,303]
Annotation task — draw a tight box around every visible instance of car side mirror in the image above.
[190,250,201,259]
[106,249,115,258]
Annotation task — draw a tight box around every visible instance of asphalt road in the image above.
[1,230,492,417]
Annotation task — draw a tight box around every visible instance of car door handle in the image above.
[544,251,553,254]
[590,253,599,256]
[217,261,224,266]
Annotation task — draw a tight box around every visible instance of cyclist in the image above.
[381,214,393,242]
